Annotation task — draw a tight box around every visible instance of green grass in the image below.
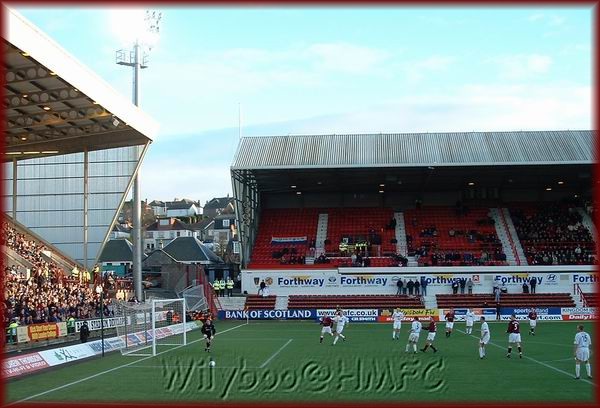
[5,320,596,404]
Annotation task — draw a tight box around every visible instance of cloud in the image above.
[243,82,592,135]
[401,55,456,83]
[488,54,552,79]
[528,13,545,22]
[306,42,391,74]
[138,81,591,201]
[528,12,565,26]
[139,163,232,204]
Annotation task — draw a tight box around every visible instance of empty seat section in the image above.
[435,293,575,308]
[248,208,321,269]
[288,295,424,309]
[245,295,277,310]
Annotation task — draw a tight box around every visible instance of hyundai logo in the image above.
[546,274,557,282]
[328,276,337,283]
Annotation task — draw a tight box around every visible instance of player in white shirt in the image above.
[479,316,490,359]
[464,309,476,335]
[574,324,592,380]
[392,308,405,340]
[332,312,349,345]
[405,317,422,354]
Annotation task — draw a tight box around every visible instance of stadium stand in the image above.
[404,206,507,266]
[246,203,597,269]
[436,293,575,308]
[509,203,596,265]
[247,208,320,269]
[324,207,396,254]
[288,294,424,309]
[248,207,401,269]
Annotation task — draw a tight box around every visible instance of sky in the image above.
[13,5,593,206]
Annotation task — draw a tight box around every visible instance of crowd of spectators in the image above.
[4,265,114,330]
[2,221,120,333]
[425,249,507,266]
[511,205,596,265]
[272,247,306,265]
[3,221,64,282]
[408,213,506,266]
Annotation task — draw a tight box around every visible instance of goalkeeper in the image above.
[201,318,216,352]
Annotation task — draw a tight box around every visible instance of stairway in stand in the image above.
[490,208,517,266]
[315,213,329,257]
[500,208,528,265]
[275,295,289,310]
[576,207,597,241]
[394,212,408,256]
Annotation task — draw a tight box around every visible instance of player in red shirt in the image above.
[445,309,455,338]
[527,308,538,336]
[319,314,334,343]
[506,314,523,358]
[421,316,438,353]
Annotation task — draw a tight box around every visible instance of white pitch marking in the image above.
[259,339,293,368]
[6,323,248,406]
[456,328,595,386]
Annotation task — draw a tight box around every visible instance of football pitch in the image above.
[5,320,596,405]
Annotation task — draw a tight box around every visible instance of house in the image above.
[142,237,228,292]
[144,217,199,252]
[149,198,202,219]
[98,238,147,276]
[187,217,214,241]
[203,196,234,219]
[148,200,167,217]
[161,236,224,265]
[206,213,236,251]
[110,224,132,239]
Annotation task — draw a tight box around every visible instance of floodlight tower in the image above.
[116,10,162,300]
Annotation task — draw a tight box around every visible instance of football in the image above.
[209,360,216,368]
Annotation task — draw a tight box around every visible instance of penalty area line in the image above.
[6,322,249,406]
[259,339,293,368]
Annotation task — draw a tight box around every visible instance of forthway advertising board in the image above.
[242,271,484,295]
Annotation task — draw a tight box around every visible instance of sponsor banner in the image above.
[219,309,317,320]
[561,307,597,320]
[39,343,96,366]
[561,307,597,315]
[2,352,49,378]
[493,273,559,286]
[74,317,126,333]
[271,236,307,244]
[74,312,169,333]
[4,321,200,379]
[18,322,67,343]
[316,309,378,322]
[437,308,497,321]
[502,307,562,315]
[571,273,599,285]
[499,315,563,321]
[243,271,483,295]
[562,314,597,321]
[417,274,482,286]
[378,308,440,322]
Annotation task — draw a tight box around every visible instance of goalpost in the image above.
[115,298,187,356]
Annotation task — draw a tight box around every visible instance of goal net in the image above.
[115,298,187,356]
